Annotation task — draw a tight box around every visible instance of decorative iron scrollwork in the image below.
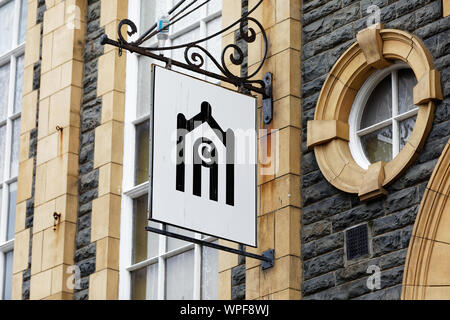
[100,0,272,108]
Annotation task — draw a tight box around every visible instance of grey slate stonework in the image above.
[73,0,103,301]
[301,0,450,299]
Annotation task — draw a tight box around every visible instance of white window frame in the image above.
[119,0,222,300]
[349,62,419,170]
[0,0,26,300]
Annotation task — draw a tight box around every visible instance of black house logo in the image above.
[176,102,235,206]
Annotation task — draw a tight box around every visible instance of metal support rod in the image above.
[145,226,274,267]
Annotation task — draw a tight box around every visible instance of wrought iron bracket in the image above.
[145,226,275,270]
[100,0,273,122]
[262,73,273,125]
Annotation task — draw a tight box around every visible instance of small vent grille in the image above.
[346,224,369,260]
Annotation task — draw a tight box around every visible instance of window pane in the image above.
[201,242,219,300]
[172,28,200,77]
[14,55,24,113]
[398,69,417,114]
[166,250,194,300]
[3,251,13,300]
[0,0,14,56]
[360,74,392,129]
[361,126,393,163]
[135,120,149,185]
[137,57,152,118]
[0,125,5,180]
[131,264,158,300]
[167,225,195,251]
[0,63,10,121]
[134,195,153,263]
[206,17,222,76]
[10,118,20,178]
[18,0,27,44]
[7,182,17,241]
[172,4,200,34]
[400,117,417,150]
[208,0,222,14]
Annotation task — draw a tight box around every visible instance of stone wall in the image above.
[301,0,450,299]
[73,0,103,300]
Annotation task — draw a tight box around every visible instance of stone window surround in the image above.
[306,24,443,202]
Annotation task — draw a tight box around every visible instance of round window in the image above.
[349,62,419,169]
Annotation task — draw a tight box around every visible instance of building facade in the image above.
[0,0,448,300]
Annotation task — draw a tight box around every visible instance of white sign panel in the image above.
[150,66,257,247]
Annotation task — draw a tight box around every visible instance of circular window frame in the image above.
[307,26,442,201]
[349,61,418,170]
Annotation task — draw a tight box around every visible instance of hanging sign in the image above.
[150,65,257,247]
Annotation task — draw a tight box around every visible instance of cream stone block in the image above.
[64,0,87,25]
[17,158,34,203]
[24,23,41,68]
[258,211,274,252]
[269,288,301,300]
[248,32,263,68]
[45,153,79,201]
[23,65,34,96]
[356,24,390,69]
[97,50,126,96]
[445,0,450,17]
[93,121,124,168]
[11,272,23,300]
[13,229,30,274]
[51,26,78,68]
[96,237,120,271]
[277,126,301,177]
[270,19,301,56]
[38,97,50,139]
[98,163,123,197]
[40,67,62,99]
[222,0,241,36]
[258,132,277,186]
[61,60,84,89]
[218,240,239,272]
[55,194,79,225]
[260,174,300,215]
[246,266,260,300]
[48,86,83,134]
[358,161,388,201]
[424,286,450,300]
[15,201,27,233]
[249,0,276,30]
[26,0,38,30]
[100,0,128,27]
[21,91,38,134]
[218,270,232,300]
[89,269,119,300]
[259,255,301,297]
[36,132,59,165]
[103,20,122,55]
[276,0,301,22]
[43,1,65,35]
[31,231,44,275]
[51,264,74,295]
[275,207,300,258]
[274,49,301,100]
[41,222,76,271]
[307,120,349,149]
[91,194,121,242]
[41,32,53,74]
[413,69,443,105]
[33,200,56,234]
[101,91,125,123]
[30,269,52,300]
[43,292,73,300]
[427,241,450,286]
[19,133,30,164]
[272,96,301,130]
[35,163,47,206]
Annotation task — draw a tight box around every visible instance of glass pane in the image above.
[0,0,14,55]
[14,55,24,113]
[0,63,10,121]
[137,57,152,118]
[172,28,201,78]
[7,182,17,241]
[360,74,392,129]
[202,242,219,300]
[208,0,222,14]
[167,225,195,251]
[361,125,393,163]
[10,118,20,178]
[166,250,194,300]
[135,120,150,185]
[3,251,13,300]
[18,0,27,44]
[206,17,222,76]
[172,3,200,34]
[0,125,5,180]
[398,69,417,114]
[131,264,158,300]
[400,117,417,150]
[134,195,154,263]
